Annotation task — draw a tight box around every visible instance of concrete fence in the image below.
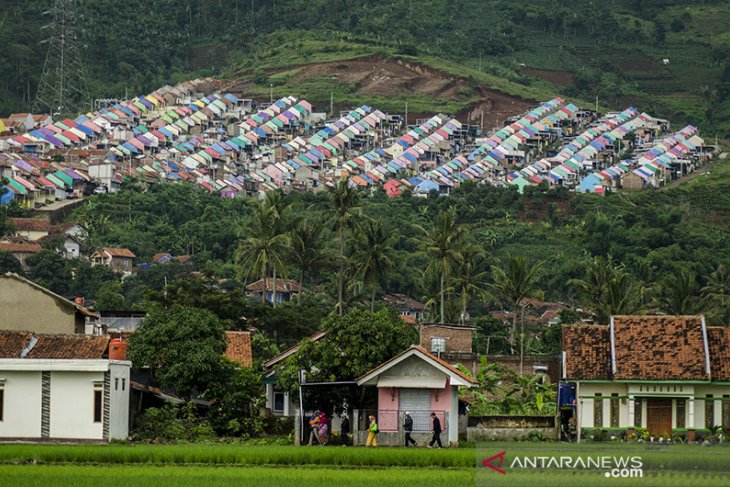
[467,415,558,441]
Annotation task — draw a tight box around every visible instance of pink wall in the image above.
[377,387,399,432]
[430,379,449,430]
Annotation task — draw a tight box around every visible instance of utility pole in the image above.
[330,91,333,116]
[405,101,408,128]
[34,0,89,116]
[480,110,484,133]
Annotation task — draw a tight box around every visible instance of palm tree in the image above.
[235,195,291,307]
[289,218,327,304]
[413,209,465,324]
[659,269,699,315]
[452,245,489,324]
[570,255,642,324]
[327,180,361,315]
[702,264,730,324]
[489,255,544,374]
[354,219,395,311]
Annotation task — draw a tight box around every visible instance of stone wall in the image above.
[467,415,558,441]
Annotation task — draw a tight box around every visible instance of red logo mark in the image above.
[482,451,507,475]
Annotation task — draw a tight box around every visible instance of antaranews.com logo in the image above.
[481,451,644,479]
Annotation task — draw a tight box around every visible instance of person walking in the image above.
[366,415,378,447]
[403,411,417,447]
[318,411,330,446]
[340,414,350,447]
[428,412,443,448]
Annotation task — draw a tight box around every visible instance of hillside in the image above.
[1,0,728,139]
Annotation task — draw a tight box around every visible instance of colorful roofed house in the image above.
[563,315,730,440]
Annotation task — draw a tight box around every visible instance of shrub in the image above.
[132,403,215,443]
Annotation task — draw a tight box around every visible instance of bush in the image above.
[132,403,215,443]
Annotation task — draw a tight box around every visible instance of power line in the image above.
[33,0,89,116]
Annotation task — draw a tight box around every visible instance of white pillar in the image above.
[449,386,459,445]
[688,397,695,429]
[283,392,290,416]
[628,396,635,428]
[265,384,273,410]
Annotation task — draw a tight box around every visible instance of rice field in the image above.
[0,442,729,486]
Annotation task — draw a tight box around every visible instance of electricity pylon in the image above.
[33,0,89,117]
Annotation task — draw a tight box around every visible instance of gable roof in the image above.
[563,315,720,382]
[263,330,326,370]
[224,331,252,368]
[382,293,426,311]
[102,247,136,258]
[246,278,301,293]
[0,331,109,359]
[356,345,478,387]
[1,272,98,318]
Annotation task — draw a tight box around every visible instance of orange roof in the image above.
[0,242,42,254]
[246,278,301,293]
[224,331,252,367]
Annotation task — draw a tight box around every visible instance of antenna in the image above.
[33,0,89,117]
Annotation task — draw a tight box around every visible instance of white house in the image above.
[0,331,131,441]
[262,331,326,417]
[563,315,730,441]
[356,345,477,446]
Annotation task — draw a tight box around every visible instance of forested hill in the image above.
[1,0,729,137]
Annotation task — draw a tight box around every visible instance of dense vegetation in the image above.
[1,0,729,136]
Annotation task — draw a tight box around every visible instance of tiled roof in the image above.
[11,218,54,233]
[563,324,611,380]
[707,327,730,382]
[563,316,720,382]
[613,315,707,381]
[224,331,252,368]
[0,242,42,253]
[0,331,109,359]
[246,278,301,293]
[103,247,136,258]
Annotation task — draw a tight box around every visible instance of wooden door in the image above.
[646,398,672,436]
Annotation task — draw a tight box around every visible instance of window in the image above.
[594,393,603,427]
[706,395,714,429]
[115,378,119,391]
[122,379,126,391]
[93,384,103,423]
[610,393,619,427]
[430,338,446,354]
[634,398,642,428]
[122,258,129,268]
[676,399,686,429]
[273,392,285,413]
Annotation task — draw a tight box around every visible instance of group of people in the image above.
[366,412,443,448]
[308,410,444,448]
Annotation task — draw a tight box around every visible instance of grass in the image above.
[2,442,730,486]
[0,465,474,487]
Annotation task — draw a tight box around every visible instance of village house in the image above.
[563,315,730,440]
[0,272,96,334]
[383,293,426,323]
[245,278,301,303]
[262,331,327,417]
[91,247,136,274]
[0,331,130,441]
[419,323,475,357]
[0,241,41,267]
[356,345,478,447]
